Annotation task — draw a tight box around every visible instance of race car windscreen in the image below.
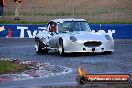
[58,21,91,33]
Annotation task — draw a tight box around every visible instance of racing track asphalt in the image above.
[0,38,132,88]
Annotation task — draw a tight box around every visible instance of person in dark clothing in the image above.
[0,0,6,22]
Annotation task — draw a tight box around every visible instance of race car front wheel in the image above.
[58,39,65,55]
[35,41,48,54]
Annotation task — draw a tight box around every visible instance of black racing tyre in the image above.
[58,38,65,55]
[42,48,49,54]
[35,41,48,54]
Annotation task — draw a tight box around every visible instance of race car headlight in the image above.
[70,36,77,42]
[105,35,111,40]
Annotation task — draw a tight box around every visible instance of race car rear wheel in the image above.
[35,41,48,54]
[58,39,65,55]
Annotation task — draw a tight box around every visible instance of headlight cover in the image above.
[105,35,111,40]
[70,36,77,42]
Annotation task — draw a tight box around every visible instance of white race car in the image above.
[35,18,114,55]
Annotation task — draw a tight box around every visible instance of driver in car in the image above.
[59,23,67,33]
[49,22,56,32]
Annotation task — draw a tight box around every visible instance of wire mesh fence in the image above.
[2,0,132,23]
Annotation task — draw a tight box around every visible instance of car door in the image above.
[48,21,60,48]
[49,33,60,48]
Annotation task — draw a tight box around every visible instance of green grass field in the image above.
[1,20,132,24]
[0,60,27,74]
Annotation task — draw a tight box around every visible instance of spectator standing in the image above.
[0,0,6,22]
[14,0,22,20]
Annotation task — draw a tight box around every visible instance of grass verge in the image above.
[0,60,28,74]
[1,21,132,24]
[1,21,48,24]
